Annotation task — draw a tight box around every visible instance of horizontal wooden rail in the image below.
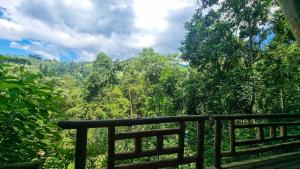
[58,115,208,129]
[212,113,300,120]
[221,140,300,157]
[115,147,179,160]
[236,134,300,146]
[234,121,300,128]
[115,128,180,140]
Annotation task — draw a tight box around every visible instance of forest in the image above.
[0,0,299,168]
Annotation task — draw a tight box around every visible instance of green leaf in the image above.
[0,81,24,89]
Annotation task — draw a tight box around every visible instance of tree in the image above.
[180,0,294,115]
[0,58,62,164]
[85,53,119,101]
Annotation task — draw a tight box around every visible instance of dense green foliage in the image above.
[0,0,299,168]
[181,0,299,115]
[0,56,62,163]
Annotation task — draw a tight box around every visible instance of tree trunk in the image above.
[249,20,256,114]
[280,89,284,112]
[128,89,133,117]
[279,0,300,45]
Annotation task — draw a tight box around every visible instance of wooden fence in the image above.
[59,114,300,169]
[213,114,300,169]
[59,115,208,169]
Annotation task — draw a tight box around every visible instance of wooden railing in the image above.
[58,115,208,169]
[59,114,300,169]
[213,114,300,169]
[0,160,44,169]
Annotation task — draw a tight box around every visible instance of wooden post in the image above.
[135,136,142,153]
[280,126,287,137]
[214,119,222,169]
[157,135,163,151]
[75,128,88,169]
[229,120,236,154]
[258,127,264,140]
[178,121,185,161]
[270,126,276,138]
[196,120,205,169]
[108,126,116,169]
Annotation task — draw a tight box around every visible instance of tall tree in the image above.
[85,53,119,101]
[181,0,299,114]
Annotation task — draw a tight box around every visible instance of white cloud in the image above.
[133,0,194,32]
[0,19,22,31]
[0,0,196,61]
[10,41,58,60]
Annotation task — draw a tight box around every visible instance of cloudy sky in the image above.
[0,0,197,61]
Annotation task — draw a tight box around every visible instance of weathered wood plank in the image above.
[114,156,197,169]
[222,140,300,157]
[255,160,300,169]
[220,151,300,169]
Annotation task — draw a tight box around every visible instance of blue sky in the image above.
[0,0,197,61]
[0,39,31,56]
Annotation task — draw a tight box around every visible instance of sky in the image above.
[0,0,197,62]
